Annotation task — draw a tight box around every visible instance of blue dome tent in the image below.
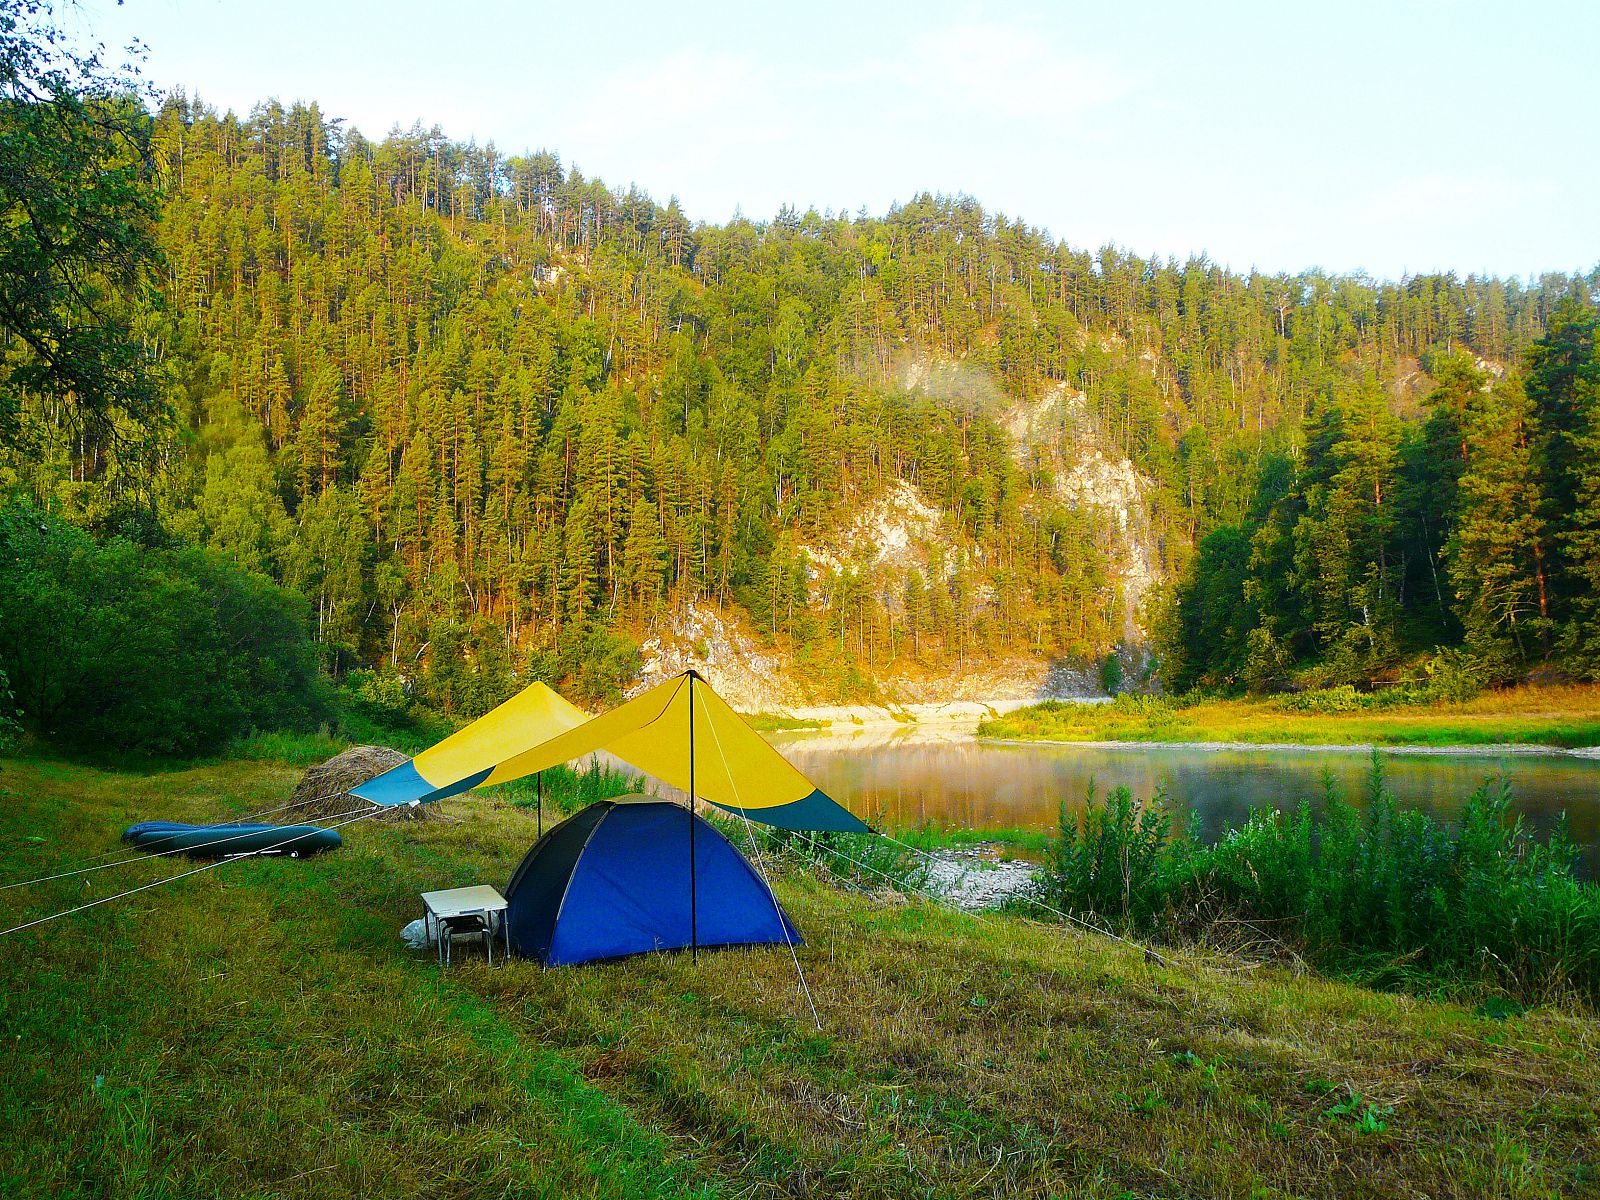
[503,796,801,966]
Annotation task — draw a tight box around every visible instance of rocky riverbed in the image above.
[920,845,1041,910]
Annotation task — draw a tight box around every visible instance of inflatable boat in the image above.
[121,821,342,859]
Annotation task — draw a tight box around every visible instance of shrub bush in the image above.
[343,668,411,722]
[0,504,329,755]
[0,666,18,751]
[329,667,455,753]
[1038,784,1179,925]
[1274,684,1371,714]
[1273,667,1484,716]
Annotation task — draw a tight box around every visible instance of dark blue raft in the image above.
[121,821,342,859]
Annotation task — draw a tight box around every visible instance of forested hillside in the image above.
[1160,305,1600,693]
[5,94,1597,711]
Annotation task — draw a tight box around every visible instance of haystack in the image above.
[290,745,437,822]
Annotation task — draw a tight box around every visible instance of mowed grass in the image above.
[982,684,1600,749]
[2,757,1598,1199]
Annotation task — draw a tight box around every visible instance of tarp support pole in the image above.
[688,672,698,963]
[536,771,542,839]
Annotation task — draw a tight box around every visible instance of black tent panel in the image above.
[503,801,611,962]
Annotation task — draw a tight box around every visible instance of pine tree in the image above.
[1526,300,1600,616]
[294,361,347,497]
[563,495,597,624]
[1559,378,1600,674]
[1449,376,1549,679]
[1291,386,1402,677]
[622,497,666,621]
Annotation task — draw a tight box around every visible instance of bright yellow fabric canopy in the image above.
[490,673,867,832]
[351,681,589,806]
[420,681,588,784]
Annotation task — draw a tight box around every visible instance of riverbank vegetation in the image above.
[888,823,1054,859]
[3,754,1597,1197]
[980,683,1600,748]
[1030,767,1600,1006]
[742,713,832,733]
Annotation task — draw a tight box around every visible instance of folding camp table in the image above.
[421,884,510,963]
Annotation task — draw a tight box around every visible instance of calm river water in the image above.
[770,729,1600,877]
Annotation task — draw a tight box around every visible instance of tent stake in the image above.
[688,672,698,963]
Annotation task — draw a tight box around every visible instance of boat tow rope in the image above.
[0,803,400,940]
[698,686,822,1031]
[0,787,366,893]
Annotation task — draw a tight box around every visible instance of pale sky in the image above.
[78,0,1600,281]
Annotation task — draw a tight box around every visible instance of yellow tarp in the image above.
[351,681,588,806]
[490,673,867,832]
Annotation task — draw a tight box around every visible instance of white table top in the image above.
[421,884,507,919]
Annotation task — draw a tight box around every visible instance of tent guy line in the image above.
[0,803,397,940]
[736,806,821,1027]
[635,673,689,736]
[790,829,991,919]
[700,682,822,1029]
[794,828,1178,972]
[877,833,1176,969]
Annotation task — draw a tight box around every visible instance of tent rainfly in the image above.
[487,671,866,833]
[352,682,588,807]
[357,671,868,835]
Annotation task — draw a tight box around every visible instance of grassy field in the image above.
[980,685,1600,749]
[2,756,1598,1199]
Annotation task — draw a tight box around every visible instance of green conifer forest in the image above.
[4,92,1598,715]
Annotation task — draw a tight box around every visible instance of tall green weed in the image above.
[491,757,647,815]
[1037,762,1600,1003]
